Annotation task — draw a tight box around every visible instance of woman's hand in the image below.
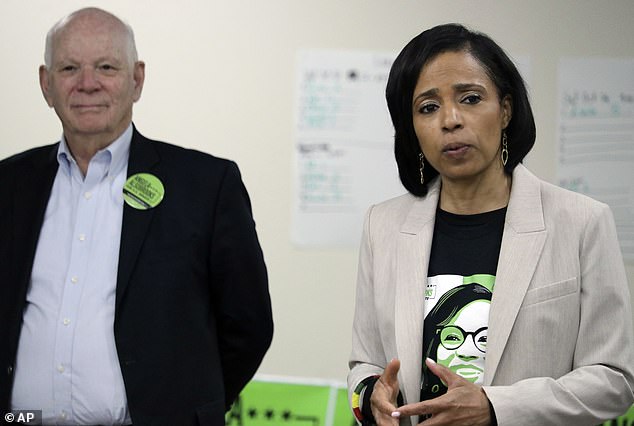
[394,358,492,426]
[370,358,402,425]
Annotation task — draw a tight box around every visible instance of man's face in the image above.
[39,14,144,145]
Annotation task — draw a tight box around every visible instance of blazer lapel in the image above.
[395,181,439,404]
[115,128,160,312]
[394,166,546,394]
[484,165,547,384]
[12,145,58,289]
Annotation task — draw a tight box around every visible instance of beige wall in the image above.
[1,0,633,382]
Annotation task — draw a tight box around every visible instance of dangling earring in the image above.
[418,152,425,185]
[501,131,509,166]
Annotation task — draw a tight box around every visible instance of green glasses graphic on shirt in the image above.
[438,325,488,353]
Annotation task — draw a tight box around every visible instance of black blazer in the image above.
[0,127,273,425]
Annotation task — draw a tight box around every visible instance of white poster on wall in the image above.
[291,49,401,247]
[557,57,634,261]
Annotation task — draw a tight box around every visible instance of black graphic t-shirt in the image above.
[420,207,506,402]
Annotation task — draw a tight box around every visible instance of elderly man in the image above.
[0,7,273,425]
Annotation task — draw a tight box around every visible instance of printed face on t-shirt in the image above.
[436,299,490,384]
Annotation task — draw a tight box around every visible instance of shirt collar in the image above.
[56,124,133,178]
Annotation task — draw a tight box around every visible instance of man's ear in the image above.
[39,65,54,107]
[132,61,145,103]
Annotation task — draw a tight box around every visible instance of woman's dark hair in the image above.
[387,23,536,196]
[421,283,492,399]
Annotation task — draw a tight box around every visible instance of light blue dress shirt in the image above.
[11,125,133,425]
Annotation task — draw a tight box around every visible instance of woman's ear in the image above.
[501,95,512,129]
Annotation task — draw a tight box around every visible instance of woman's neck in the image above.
[439,172,511,215]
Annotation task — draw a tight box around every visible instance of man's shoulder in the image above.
[152,139,228,163]
[135,133,234,170]
[0,143,58,173]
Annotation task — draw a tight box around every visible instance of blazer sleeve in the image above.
[484,203,634,425]
[348,205,394,422]
[209,161,273,410]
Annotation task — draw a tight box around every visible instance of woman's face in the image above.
[436,299,490,384]
[411,50,512,185]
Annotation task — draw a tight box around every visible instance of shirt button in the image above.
[71,277,78,284]
[57,365,65,373]
[63,318,71,326]
[60,412,67,420]
[78,233,86,241]
[84,191,92,200]
[7,366,13,376]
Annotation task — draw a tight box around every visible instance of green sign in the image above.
[226,378,354,426]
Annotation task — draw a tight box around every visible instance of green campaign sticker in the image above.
[123,173,165,210]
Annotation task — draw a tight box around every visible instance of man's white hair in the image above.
[43,7,138,69]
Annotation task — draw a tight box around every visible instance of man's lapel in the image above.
[12,145,59,289]
[115,128,160,312]
[484,165,547,384]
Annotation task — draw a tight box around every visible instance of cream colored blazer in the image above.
[348,165,634,425]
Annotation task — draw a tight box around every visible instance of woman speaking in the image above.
[348,24,634,426]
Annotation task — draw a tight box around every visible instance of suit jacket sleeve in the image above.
[348,205,394,420]
[484,203,634,425]
[209,161,273,409]
[348,207,390,422]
